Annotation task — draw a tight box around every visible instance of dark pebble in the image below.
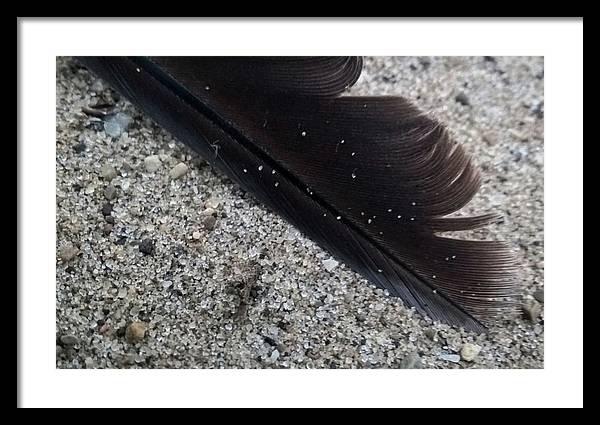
[60,335,79,346]
[103,223,113,235]
[263,336,277,347]
[513,151,523,162]
[484,56,496,63]
[455,92,470,106]
[116,327,126,338]
[65,266,76,274]
[139,239,155,255]
[73,142,86,154]
[418,57,431,69]
[381,74,397,83]
[115,235,127,245]
[105,215,115,224]
[533,289,544,303]
[85,120,105,132]
[101,203,113,216]
[356,313,367,323]
[201,215,217,231]
[72,183,83,192]
[531,101,544,119]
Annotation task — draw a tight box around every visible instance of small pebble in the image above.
[169,162,188,179]
[58,244,79,262]
[439,353,461,363]
[531,100,544,119]
[60,335,79,346]
[508,129,529,141]
[482,132,498,146]
[104,185,117,200]
[399,352,422,369]
[117,287,127,299]
[102,223,113,235]
[100,164,118,181]
[101,203,113,216]
[322,258,339,273]
[418,57,431,69]
[125,321,147,344]
[523,299,542,321]
[139,239,154,255]
[201,214,217,231]
[455,92,470,106]
[460,343,481,362]
[104,112,133,137]
[424,329,437,340]
[205,198,221,209]
[104,215,115,224]
[73,142,86,154]
[192,231,201,240]
[144,155,161,172]
[533,288,544,303]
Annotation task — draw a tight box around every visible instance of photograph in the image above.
[55,56,544,369]
[18,18,582,408]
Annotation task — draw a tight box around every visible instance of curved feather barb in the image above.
[77,56,520,332]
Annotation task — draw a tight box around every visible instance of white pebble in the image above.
[322,258,339,272]
[169,162,188,179]
[460,343,482,362]
[100,164,118,180]
[144,155,161,173]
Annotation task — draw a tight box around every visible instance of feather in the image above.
[77,56,520,332]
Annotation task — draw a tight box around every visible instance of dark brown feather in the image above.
[77,56,520,332]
